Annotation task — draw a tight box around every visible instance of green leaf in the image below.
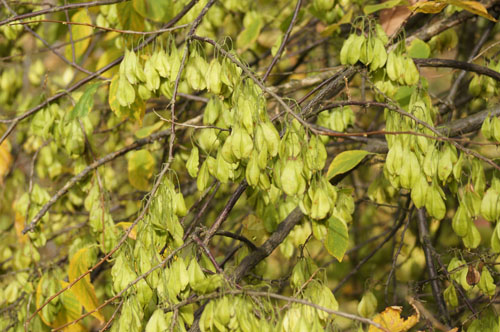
[68,247,105,322]
[65,9,93,60]
[236,16,264,51]
[134,122,164,138]
[364,0,404,15]
[327,150,371,180]
[408,39,431,59]
[68,82,102,121]
[326,216,349,262]
[133,0,173,22]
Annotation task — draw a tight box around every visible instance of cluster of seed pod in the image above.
[340,32,387,72]
[386,50,419,86]
[469,61,500,98]
[384,92,462,221]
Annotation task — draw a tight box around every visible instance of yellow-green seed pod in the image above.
[340,34,355,65]
[357,291,377,318]
[481,115,492,140]
[117,76,135,107]
[186,146,199,178]
[444,284,458,307]
[245,151,261,187]
[281,162,298,196]
[310,186,331,220]
[481,188,499,222]
[174,192,187,217]
[197,160,210,192]
[215,150,231,183]
[221,135,237,164]
[452,204,470,237]
[144,59,160,92]
[347,34,364,65]
[231,127,254,160]
[206,58,222,95]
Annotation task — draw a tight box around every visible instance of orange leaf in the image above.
[368,306,420,332]
[68,247,105,322]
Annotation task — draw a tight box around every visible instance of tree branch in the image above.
[416,208,451,328]
[415,58,500,82]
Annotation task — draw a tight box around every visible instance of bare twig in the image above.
[262,0,302,81]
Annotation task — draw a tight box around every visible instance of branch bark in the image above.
[416,208,451,328]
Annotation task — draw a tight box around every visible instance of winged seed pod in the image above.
[452,204,471,237]
[206,58,222,94]
[215,150,231,183]
[359,35,374,65]
[403,56,419,85]
[116,76,135,107]
[357,291,377,318]
[492,116,500,142]
[154,48,170,78]
[305,135,327,171]
[481,188,500,222]
[425,181,446,220]
[369,38,387,71]
[386,50,399,82]
[121,49,137,84]
[260,121,280,157]
[144,58,160,92]
[310,185,331,220]
[203,98,221,125]
[231,127,253,160]
[197,161,210,192]
[481,115,492,140]
[245,151,261,187]
[340,33,355,65]
[137,84,151,100]
[347,34,365,65]
[444,284,459,307]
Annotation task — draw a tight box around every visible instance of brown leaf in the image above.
[380,0,418,35]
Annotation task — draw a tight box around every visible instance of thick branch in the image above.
[232,207,304,281]
[415,58,500,82]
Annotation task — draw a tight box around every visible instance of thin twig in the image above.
[261,0,302,81]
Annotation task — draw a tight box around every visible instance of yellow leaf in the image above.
[14,210,28,244]
[116,222,137,239]
[0,139,12,186]
[409,1,447,14]
[96,47,121,79]
[108,75,146,123]
[127,149,155,191]
[68,247,105,322]
[36,274,55,327]
[445,0,497,21]
[368,306,420,332]
[65,9,93,60]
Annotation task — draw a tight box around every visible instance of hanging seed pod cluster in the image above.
[3,0,500,331]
